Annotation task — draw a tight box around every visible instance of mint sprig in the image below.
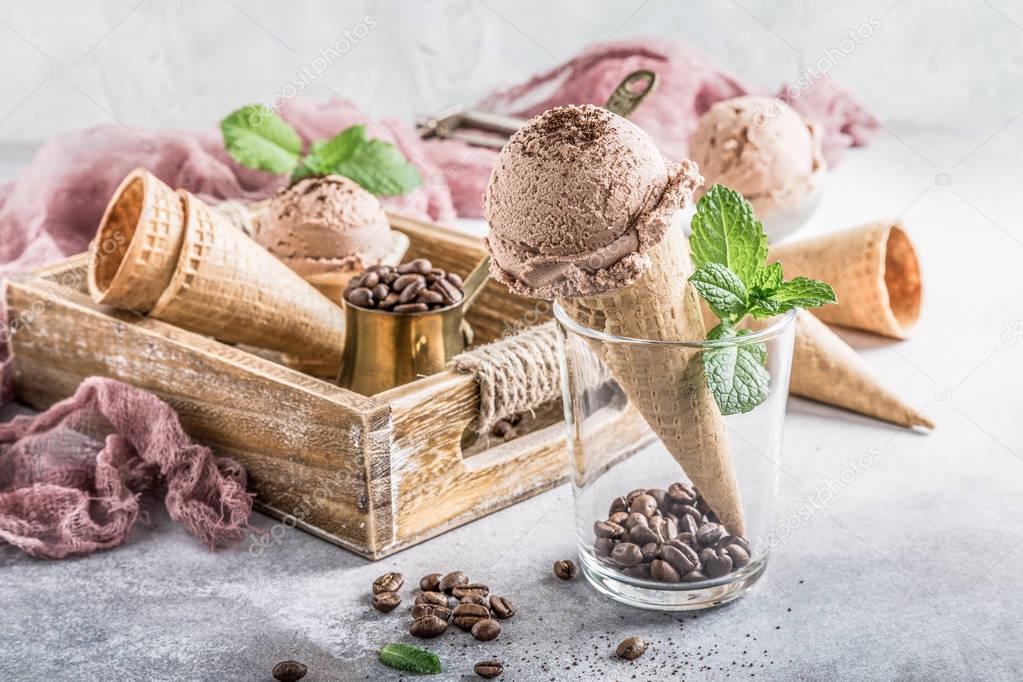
[689,184,836,415]
[378,642,441,674]
[220,105,421,196]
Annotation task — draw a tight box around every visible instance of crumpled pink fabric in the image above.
[0,377,252,558]
[777,75,880,165]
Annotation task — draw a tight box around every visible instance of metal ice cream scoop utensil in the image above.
[336,256,490,396]
[416,70,658,148]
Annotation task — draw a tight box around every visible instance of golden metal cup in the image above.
[336,257,489,396]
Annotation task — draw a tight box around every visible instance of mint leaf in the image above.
[221,105,302,174]
[301,125,422,196]
[769,277,837,308]
[689,184,768,285]
[689,263,748,318]
[378,643,441,674]
[752,261,783,292]
[704,326,772,416]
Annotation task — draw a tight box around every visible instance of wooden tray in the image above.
[3,213,648,559]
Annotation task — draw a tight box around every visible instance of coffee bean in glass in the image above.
[372,572,404,594]
[416,591,449,607]
[371,591,401,613]
[673,532,697,549]
[724,543,751,568]
[667,482,696,504]
[272,660,308,682]
[697,522,727,547]
[623,512,648,530]
[659,543,699,574]
[640,542,659,562]
[489,595,516,619]
[718,534,751,553]
[474,660,504,679]
[621,563,651,580]
[593,521,624,539]
[471,618,502,641]
[625,488,648,504]
[410,614,449,638]
[452,583,489,599]
[647,488,668,508]
[439,571,469,594]
[611,542,643,567]
[702,547,734,578]
[616,636,647,660]
[594,538,614,557]
[411,603,452,621]
[629,494,658,517]
[553,559,578,580]
[629,524,659,546]
[678,514,699,537]
[682,570,707,582]
[452,603,490,630]
[650,559,681,583]
[608,511,629,526]
[420,573,442,592]
[609,496,628,515]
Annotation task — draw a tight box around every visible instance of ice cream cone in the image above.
[562,214,745,535]
[148,191,346,369]
[88,168,186,311]
[769,221,922,339]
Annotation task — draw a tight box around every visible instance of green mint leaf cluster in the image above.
[220,105,421,196]
[688,184,836,415]
[378,643,441,674]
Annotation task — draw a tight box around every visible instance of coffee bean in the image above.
[398,258,432,275]
[629,525,659,546]
[432,277,463,305]
[702,548,734,578]
[489,595,516,619]
[416,591,449,607]
[420,573,442,592]
[372,572,403,594]
[347,287,374,307]
[650,516,677,542]
[411,603,452,621]
[667,482,696,504]
[623,512,648,530]
[718,534,751,553]
[272,660,307,682]
[361,271,380,289]
[378,292,400,310]
[678,514,699,536]
[399,278,427,302]
[629,494,658,517]
[370,283,390,301]
[594,538,614,557]
[452,603,490,630]
[696,522,727,547]
[608,511,629,526]
[640,542,660,562]
[381,270,397,284]
[647,488,668,507]
[676,504,703,523]
[474,660,504,679]
[446,272,464,288]
[410,614,448,638]
[393,302,429,313]
[621,563,651,579]
[460,594,488,606]
[724,543,751,568]
[472,618,502,641]
[452,583,489,599]
[616,636,647,660]
[660,543,699,574]
[625,488,648,504]
[611,542,643,567]
[682,570,707,582]
[650,559,681,583]
[609,496,628,515]
[673,532,697,548]
[553,559,578,580]
[438,571,468,593]
[593,521,624,540]
[371,591,401,613]
[416,289,445,305]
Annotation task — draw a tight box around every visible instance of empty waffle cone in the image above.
[768,221,922,339]
[88,168,186,311]
[148,191,346,369]
[562,216,745,535]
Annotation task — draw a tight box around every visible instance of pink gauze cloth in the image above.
[0,377,252,558]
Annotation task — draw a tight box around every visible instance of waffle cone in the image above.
[87,168,186,312]
[769,221,922,339]
[148,191,346,369]
[562,217,745,535]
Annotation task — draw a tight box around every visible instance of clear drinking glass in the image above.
[554,304,797,610]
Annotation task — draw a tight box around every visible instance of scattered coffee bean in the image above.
[452,583,490,599]
[411,603,452,621]
[460,594,488,606]
[420,573,442,592]
[452,603,490,631]
[471,618,502,641]
[439,571,469,594]
[650,559,681,583]
[371,591,401,613]
[489,595,516,619]
[553,559,578,580]
[410,614,449,638]
[474,660,504,679]
[416,591,449,607]
[492,419,518,440]
[345,259,465,312]
[616,636,647,660]
[372,572,403,595]
[611,542,643,567]
[272,660,307,682]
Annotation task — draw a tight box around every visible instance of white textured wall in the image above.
[0,0,1020,146]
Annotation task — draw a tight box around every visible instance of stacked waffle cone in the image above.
[87,168,346,371]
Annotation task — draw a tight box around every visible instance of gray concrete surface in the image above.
[3,127,1023,680]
